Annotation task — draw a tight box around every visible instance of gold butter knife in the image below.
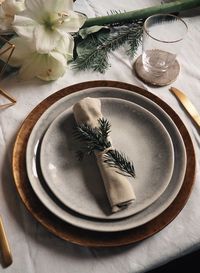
[0,215,12,267]
[170,87,200,129]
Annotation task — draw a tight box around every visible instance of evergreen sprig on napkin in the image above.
[74,118,135,178]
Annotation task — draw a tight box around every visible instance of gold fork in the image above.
[0,215,12,267]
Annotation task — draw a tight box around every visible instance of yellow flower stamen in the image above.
[57,12,69,25]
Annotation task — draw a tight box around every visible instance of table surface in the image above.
[0,1,200,272]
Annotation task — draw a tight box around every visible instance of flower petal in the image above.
[37,52,67,81]
[25,0,44,11]
[19,51,67,81]
[0,7,13,31]
[34,24,61,53]
[0,37,31,67]
[58,11,86,33]
[13,15,36,39]
[2,0,25,15]
[0,0,25,31]
[19,53,42,79]
[41,0,73,13]
[25,0,73,18]
[56,34,74,61]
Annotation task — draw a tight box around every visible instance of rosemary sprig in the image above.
[74,118,135,178]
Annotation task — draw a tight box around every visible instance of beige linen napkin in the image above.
[73,97,136,213]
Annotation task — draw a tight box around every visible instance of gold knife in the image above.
[0,215,12,267]
[170,87,200,129]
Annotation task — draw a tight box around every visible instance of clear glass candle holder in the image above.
[142,14,188,77]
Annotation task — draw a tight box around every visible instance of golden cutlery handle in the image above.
[170,87,200,129]
[0,216,12,267]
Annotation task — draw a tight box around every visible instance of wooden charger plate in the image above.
[12,81,196,247]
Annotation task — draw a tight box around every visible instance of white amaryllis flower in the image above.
[0,0,25,32]
[13,0,86,53]
[0,35,74,80]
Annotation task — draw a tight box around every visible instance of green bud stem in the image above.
[83,0,200,27]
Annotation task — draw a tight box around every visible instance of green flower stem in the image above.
[83,0,200,27]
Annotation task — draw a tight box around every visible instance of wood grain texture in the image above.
[12,81,196,247]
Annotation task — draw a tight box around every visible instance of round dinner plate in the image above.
[40,97,174,220]
[13,81,195,246]
[25,85,186,232]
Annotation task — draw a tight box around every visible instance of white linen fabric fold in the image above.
[73,97,136,213]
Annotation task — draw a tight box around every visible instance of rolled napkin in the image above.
[73,97,136,213]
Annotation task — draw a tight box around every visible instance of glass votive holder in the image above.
[134,14,188,86]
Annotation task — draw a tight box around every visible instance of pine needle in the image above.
[73,20,144,73]
[104,149,135,178]
[74,118,135,178]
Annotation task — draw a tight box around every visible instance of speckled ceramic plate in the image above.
[25,86,186,232]
[39,97,174,220]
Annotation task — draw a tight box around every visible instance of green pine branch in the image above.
[74,118,135,178]
[104,149,135,178]
[73,20,143,73]
[73,118,111,153]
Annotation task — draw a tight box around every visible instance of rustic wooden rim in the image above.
[12,80,196,247]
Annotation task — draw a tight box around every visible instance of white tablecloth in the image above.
[0,1,200,272]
